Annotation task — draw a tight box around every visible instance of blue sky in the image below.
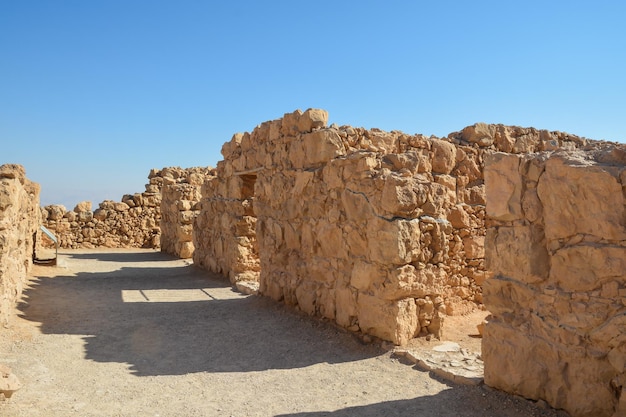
[2,1,625,209]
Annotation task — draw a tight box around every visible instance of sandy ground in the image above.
[0,249,569,417]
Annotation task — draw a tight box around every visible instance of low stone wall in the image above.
[483,146,626,417]
[160,167,214,258]
[42,168,177,249]
[0,164,40,325]
[194,109,588,345]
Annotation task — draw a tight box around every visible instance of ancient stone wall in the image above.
[42,167,178,249]
[160,167,214,258]
[0,164,40,325]
[483,146,626,417]
[193,168,260,293]
[194,109,588,345]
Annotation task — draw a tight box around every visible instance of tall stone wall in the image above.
[42,167,179,249]
[193,109,588,345]
[160,167,214,259]
[483,146,626,417]
[0,164,40,325]
[193,167,260,288]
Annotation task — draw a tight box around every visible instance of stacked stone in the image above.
[193,109,590,345]
[482,145,626,417]
[193,169,260,289]
[160,167,214,259]
[0,164,40,326]
[42,167,180,249]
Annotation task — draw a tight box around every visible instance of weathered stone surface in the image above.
[484,153,523,221]
[160,167,214,259]
[42,167,212,250]
[537,153,626,242]
[357,294,418,346]
[0,164,40,326]
[0,364,22,398]
[193,109,594,349]
[484,145,626,417]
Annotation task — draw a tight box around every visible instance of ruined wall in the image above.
[193,168,260,292]
[0,164,40,325]
[41,168,176,249]
[194,109,588,345]
[483,146,626,417]
[160,167,214,258]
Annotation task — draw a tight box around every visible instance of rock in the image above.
[0,364,21,399]
[0,165,40,325]
[460,123,496,147]
[73,201,92,213]
[431,139,457,174]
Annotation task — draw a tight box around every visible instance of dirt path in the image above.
[1,249,567,417]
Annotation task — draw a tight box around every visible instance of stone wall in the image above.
[42,167,178,249]
[160,167,214,259]
[483,146,626,417]
[193,109,588,345]
[0,164,40,325]
[193,166,260,292]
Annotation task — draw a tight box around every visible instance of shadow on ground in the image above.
[275,386,565,417]
[18,251,380,377]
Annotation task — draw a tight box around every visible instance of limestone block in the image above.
[448,204,471,229]
[341,189,372,220]
[0,164,26,183]
[537,154,626,241]
[350,261,383,291]
[367,218,421,265]
[380,175,427,217]
[463,235,485,259]
[114,202,130,212]
[221,133,243,159]
[460,123,496,147]
[521,188,542,223]
[335,286,357,328]
[0,364,21,398]
[296,108,328,133]
[295,282,317,315]
[378,264,447,300]
[74,201,92,213]
[485,225,549,284]
[175,242,193,259]
[357,294,418,346]
[382,152,419,172]
[431,139,457,174]
[301,129,346,168]
[46,205,67,220]
[482,275,537,318]
[484,153,523,221]
[483,319,619,417]
[551,245,626,292]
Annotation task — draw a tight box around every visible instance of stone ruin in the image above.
[1,109,624,417]
[483,146,626,417]
[160,166,216,258]
[41,166,212,251]
[193,109,591,345]
[0,164,40,326]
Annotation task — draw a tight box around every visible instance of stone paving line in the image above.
[393,341,484,386]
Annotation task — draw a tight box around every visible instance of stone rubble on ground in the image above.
[394,341,484,386]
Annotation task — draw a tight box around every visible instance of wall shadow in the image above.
[64,250,174,263]
[18,252,380,377]
[275,385,566,417]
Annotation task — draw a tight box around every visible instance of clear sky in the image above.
[2,1,625,210]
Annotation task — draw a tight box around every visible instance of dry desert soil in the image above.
[0,249,570,417]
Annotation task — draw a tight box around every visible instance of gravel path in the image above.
[1,249,568,417]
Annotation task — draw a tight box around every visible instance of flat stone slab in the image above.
[394,342,484,386]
